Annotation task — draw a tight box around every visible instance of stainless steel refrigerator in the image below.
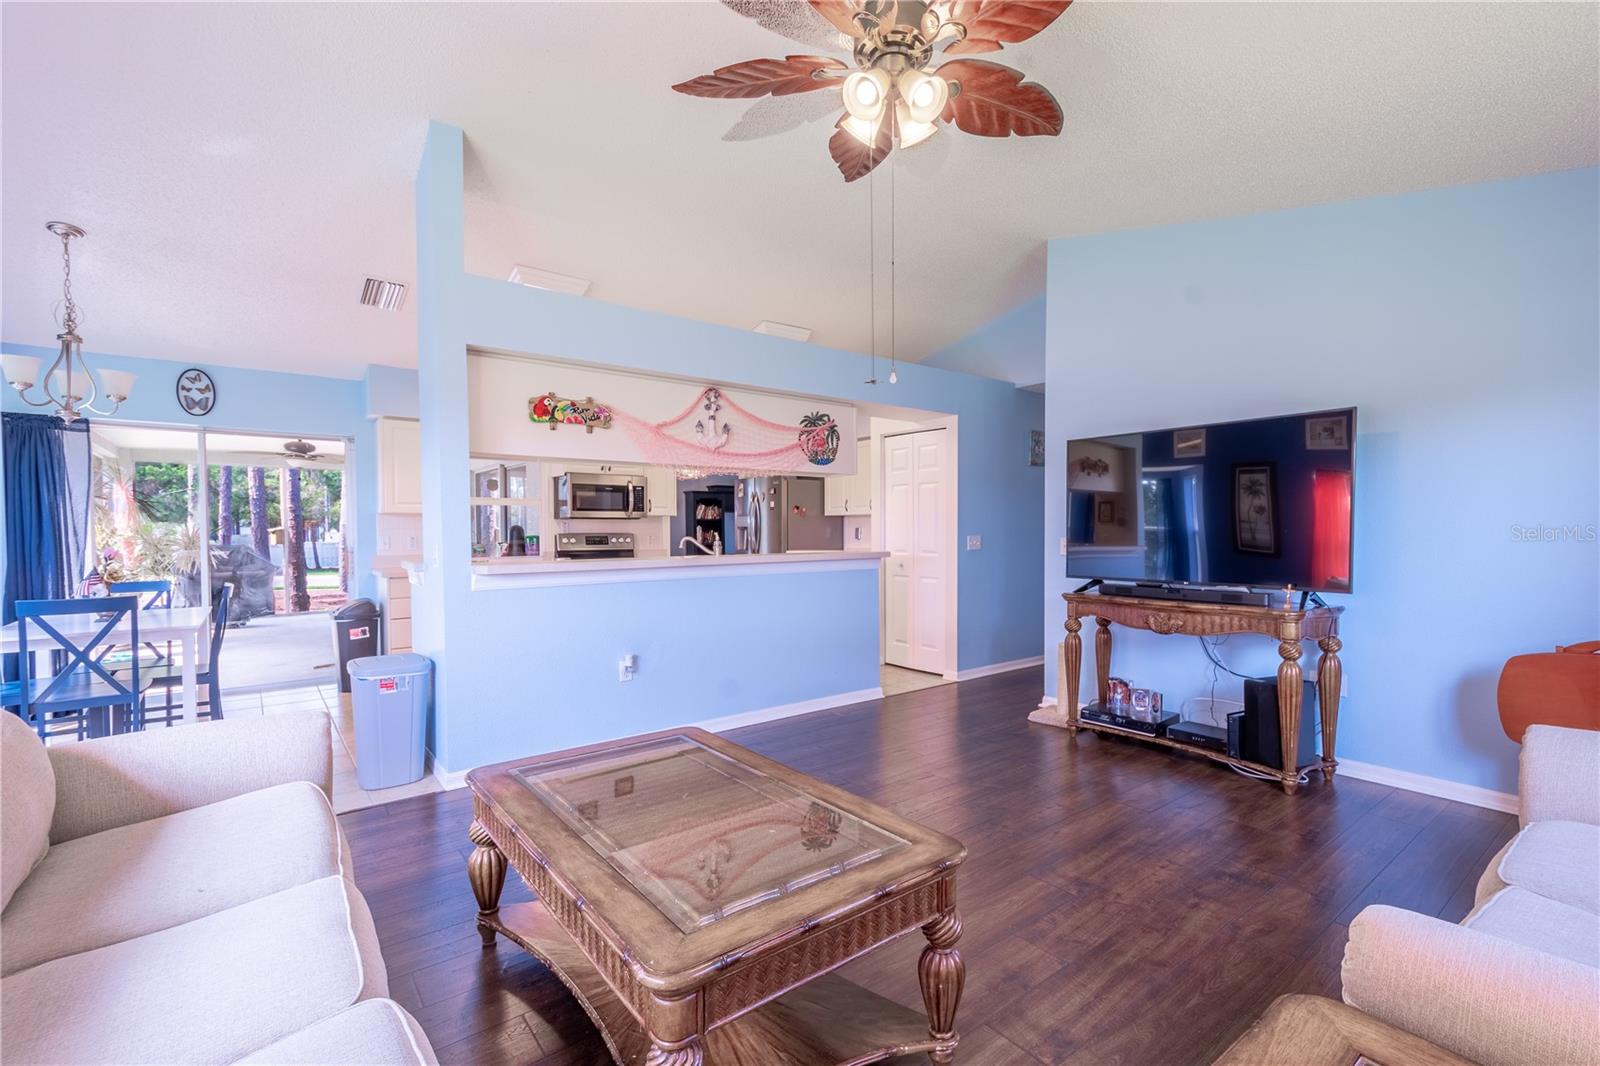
[735,477,844,554]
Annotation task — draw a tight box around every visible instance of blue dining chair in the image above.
[108,579,174,668]
[136,582,231,726]
[2,596,152,740]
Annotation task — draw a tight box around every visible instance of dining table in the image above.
[0,605,212,736]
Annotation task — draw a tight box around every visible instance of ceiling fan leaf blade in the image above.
[937,59,1063,137]
[809,0,867,38]
[828,113,894,182]
[943,1,1072,53]
[673,55,847,99]
[719,0,853,52]
[723,91,845,142]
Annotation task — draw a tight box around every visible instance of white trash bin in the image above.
[347,653,432,790]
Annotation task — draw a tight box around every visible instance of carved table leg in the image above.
[644,1041,703,1066]
[1317,636,1343,782]
[1095,617,1113,707]
[1063,617,1082,732]
[919,910,965,1063]
[1276,641,1304,795]
[467,819,507,946]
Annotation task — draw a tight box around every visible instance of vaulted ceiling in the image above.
[3,2,1595,379]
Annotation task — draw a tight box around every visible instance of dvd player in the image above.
[1080,702,1179,737]
[1167,719,1230,753]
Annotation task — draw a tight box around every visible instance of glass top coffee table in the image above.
[466,727,968,1066]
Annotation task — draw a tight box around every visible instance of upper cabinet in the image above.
[824,439,874,516]
[377,417,422,514]
[644,466,677,517]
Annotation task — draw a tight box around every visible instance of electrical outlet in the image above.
[853,526,862,542]
[966,535,981,550]
[406,535,419,551]
[619,654,637,683]
[379,535,391,552]
[1059,537,1068,556]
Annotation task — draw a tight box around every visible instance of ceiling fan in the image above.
[279,438,332,468]
[673,1,1070,181]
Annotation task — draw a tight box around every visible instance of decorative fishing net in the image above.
[616,387,840,478]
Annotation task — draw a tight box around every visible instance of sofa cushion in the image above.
[1,780,347,976]
[236,999,439,1065]
[1,710,55,912]
[1464,886,1600,968]
[0,875,387,1065]
[1497,820,1600,914]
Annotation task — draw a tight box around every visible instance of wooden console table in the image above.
[1028,591,1343,794]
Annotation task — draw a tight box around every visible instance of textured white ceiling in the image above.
[3,2,1595,380]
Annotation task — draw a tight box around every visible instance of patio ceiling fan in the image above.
[279,439,332,468]
[673,0,1071,180]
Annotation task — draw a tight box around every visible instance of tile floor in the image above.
[880,663,951,695]
[228,683,444,813]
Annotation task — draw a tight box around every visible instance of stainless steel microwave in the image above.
[553,472,646,520]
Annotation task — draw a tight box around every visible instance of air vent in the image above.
[360,277,407,311]
[507,264,591,297]
[753,321,812,342]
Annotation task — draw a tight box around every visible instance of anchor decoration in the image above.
[529,393,612,433]
[694,388,732,451]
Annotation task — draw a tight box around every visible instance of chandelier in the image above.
[2,222,136,422]
[674,1,1068,181]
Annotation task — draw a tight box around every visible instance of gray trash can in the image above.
[347,653,432,790]
[331,599,381,692]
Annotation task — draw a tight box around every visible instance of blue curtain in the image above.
[3,413,92,678]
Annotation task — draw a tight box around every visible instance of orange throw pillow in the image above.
[1497,642,1600,742]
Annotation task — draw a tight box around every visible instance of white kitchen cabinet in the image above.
[645,466,677,517]
[824,439,874,516]
[377,418,422,514]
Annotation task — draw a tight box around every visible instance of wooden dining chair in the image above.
[1,596,152,740]
[137,583,232,726]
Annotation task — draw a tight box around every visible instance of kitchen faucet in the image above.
[679,536,720,556]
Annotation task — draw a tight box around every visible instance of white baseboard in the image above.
[942,656,1045,683]
[694,687,884,733]
[1337,758,1519,815]
[1037,695,1058,709]
[424,687,885,784]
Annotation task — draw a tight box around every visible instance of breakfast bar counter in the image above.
[469,550,887,590]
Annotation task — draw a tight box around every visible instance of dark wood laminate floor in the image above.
[341,668,1516,1066]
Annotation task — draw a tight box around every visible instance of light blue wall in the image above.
[364,364,419,420]
[0,343,386,600]
[1043,166,1600,796]
[414,122,1045,771]
[923,295,1046,387]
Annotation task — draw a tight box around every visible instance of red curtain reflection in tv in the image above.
[1312,470,1353,589]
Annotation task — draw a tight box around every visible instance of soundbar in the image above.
[1100,581,1275,608]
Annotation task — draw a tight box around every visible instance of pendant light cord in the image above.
[867,167,877,383]
[889,157,897,380]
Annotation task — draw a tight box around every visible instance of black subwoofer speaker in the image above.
[1240,678,1319,770]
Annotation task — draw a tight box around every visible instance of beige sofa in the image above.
[1,709,439,1065]
[1342,724,1600,1066]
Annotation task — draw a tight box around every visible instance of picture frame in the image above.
[1173,427,1206,458]
[1233,463,1278,555]
[1096,499,1116,524]
[1029,430,1045,467]
[1305,413,1349,450]
[176,367,216,417]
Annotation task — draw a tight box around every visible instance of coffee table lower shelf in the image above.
[484,900,946,1066]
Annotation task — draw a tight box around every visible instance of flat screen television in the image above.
[1065,407,1355,593]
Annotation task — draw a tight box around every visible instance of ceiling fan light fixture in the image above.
[842,112,883,146]
[894,102,939,149]
[898,68,948,124]
[842,69,890,122]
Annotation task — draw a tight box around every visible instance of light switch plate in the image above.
[1060,537,1068,556]
[966,535,981,550]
